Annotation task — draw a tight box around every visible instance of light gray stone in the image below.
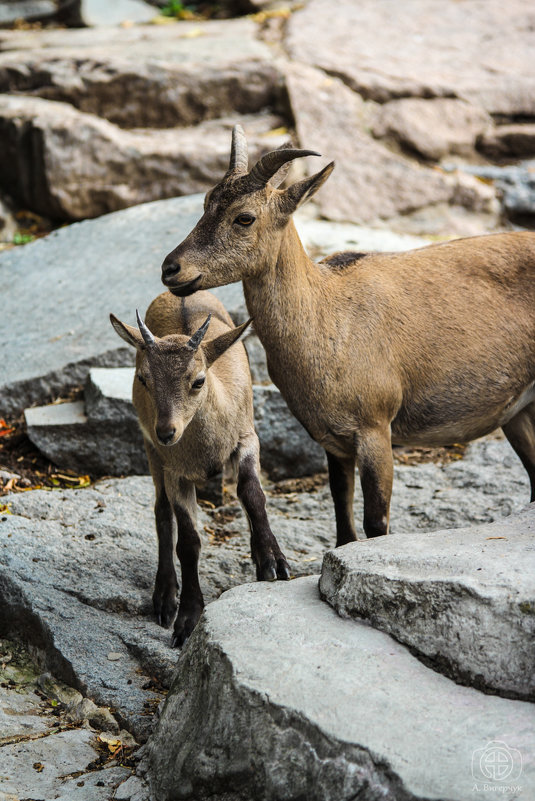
[0,18,282,128]
[0,95,286,220]
[320,506,535,700]
[85,367,137,423]
[0,193,16,243]
[286,0,535,116]
[81,0,156,26]
[0,684,48,744]
[142,577,535,801]
[0,193,245,417]
[253,384,326,479]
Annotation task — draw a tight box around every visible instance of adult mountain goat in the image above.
[111,291,289,646]
[160,125,535,545]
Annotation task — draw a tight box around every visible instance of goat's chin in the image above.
[168,274,203,297]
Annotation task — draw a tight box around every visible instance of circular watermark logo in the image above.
[479,742,515,781]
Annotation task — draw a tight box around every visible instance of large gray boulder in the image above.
[141,577,535,801]
[320,506,535,700]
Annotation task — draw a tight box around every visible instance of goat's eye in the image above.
[192,375,205,390]
[234,213,256,226]
[137,373,147,387]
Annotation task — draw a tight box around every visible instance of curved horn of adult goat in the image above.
[229,125,249,173]
[247,148,321,190]
[136,309,156,348]
[187,314,212,351]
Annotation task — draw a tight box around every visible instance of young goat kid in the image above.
[160,125,535,545]
[110,291,289,647]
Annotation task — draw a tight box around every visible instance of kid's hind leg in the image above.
[233,433,290,582]
[502,402,535,501]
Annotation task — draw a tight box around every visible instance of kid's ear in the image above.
[279,161,335,214]
[109,314,144,349]
[203,319,252,368]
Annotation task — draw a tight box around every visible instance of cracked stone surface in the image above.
[320,506,535,700]
[141,576,535,801]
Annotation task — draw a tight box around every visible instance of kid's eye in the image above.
[234,213,256,226]
[192,375,206,390]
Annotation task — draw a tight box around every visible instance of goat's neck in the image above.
[243,219,322,351]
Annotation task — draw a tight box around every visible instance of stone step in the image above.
[141,576,535,801]
[320,506,535,701]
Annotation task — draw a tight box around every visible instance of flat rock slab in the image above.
[320,507,535,701]
[0,191,430,418]
[141,577,535,801]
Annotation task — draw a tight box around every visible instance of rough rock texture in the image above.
[0,192,431,418]
[0,18,282,129]
[371,97,491,161]
[285,62,498,228]
[253,384,326,479]
[286,0,535,116]
[0,191,16,243]
[320,506,535,700]
[0,96,285,220]
[142,577,535,801]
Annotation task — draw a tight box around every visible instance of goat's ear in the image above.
[110,314,144,349]
[279,161,335,214]
[203,319,252,368]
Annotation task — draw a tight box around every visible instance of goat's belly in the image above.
[392,381,535,446]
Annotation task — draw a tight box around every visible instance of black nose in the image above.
[162,258,181,281]
[156,426,176,445]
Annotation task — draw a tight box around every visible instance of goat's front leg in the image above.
[355,425,393,539]
[168,477,204,648]
[326,451,358,546]
[235,435,290,581]
[147,446,178,628]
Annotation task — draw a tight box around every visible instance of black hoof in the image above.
[153,593,178,629]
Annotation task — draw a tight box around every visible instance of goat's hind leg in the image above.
[235,434,290,581]
[355,425,393,539]
[502,401,535,501]
[147,445,178,628]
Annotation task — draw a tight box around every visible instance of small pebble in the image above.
[107,652,122,661]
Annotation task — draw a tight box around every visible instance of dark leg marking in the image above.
[237,454,290,581]
[503,403,535,502]
[327,451,358,547]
